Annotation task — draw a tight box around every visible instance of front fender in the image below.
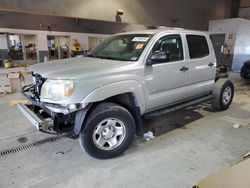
[82,80,146,114]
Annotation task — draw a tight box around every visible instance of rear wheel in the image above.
[212,79,234,111]
[79,102,135,159]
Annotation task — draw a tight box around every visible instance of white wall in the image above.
[209,18,250,72]
[0,34,8,49]
[209,18,240,54]
[232,19,250,71]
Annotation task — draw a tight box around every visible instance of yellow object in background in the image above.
[72,39,82,52]
[136,44,144,50]
[4,60,13,68]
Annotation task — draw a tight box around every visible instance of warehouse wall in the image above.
[232,19,250,71]
[0,0,232,30]
[209,18,250,72]
[0,11,147,35]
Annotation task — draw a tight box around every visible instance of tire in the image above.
[212,79,234,111]
[240,64,246,79]
[79,102,136,159]
[241,61,250,80]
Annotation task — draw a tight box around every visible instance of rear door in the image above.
[185,34,216,95]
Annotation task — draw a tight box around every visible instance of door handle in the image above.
[180,66,189,72]
[208,62,214,67]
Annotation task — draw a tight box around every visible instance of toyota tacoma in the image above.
[18,29,234,159]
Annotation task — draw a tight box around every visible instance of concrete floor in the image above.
[0,73,250,188]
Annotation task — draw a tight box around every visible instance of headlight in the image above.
[41,79,77,101]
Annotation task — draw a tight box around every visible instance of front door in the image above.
[144,34,190,111]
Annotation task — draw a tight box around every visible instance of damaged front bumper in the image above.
[18,83,90,138]
[17,103,54,131]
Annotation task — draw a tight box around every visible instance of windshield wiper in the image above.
[95,56,120,60]
[88,54,126,61]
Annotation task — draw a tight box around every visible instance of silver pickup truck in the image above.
[18,29,234,159]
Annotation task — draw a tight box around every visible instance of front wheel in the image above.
[79,102,135,159]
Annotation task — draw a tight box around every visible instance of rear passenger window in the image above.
[186,35,209,59]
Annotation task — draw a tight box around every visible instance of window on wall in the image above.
[47,36,70,60]
[23,35,37,60]
[8,34,24,60]
[58,36,70,59]
[186,35,209,59]
[47,36,58,60]
[8,34,37,60]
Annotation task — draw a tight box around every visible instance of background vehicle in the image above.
[241,60,250,80]
[18,29,234,159]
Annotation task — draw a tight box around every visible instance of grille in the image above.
[32,73,46,100]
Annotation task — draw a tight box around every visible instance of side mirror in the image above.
[147,51,170,65]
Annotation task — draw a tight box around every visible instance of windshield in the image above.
[88,34,153,61]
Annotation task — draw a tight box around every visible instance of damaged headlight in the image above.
[41,79,77,101]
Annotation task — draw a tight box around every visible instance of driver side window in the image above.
[152,34,183,62]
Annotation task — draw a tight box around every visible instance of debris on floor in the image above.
[56,151,65,155]
[143,131,155,141]
[233,124,241,129]
[8,99,29,106]
[184,115,191,120]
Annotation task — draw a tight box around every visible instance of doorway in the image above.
[210,34,232,70]
[47,36,70,60]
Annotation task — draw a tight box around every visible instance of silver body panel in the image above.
[28,29,217,115]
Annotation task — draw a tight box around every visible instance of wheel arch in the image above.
[74,82,146,137]
[83,93,144,136]
[82,80,146,114]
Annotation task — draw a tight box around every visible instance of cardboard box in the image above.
[7,72,23,93]
[0,68,26,93]
[195,157,250,188]
[0,77,11,93]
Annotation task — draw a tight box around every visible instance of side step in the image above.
[143,94,213,119]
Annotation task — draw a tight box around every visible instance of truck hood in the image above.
[29,57,133,79]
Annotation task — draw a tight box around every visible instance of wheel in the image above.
[79,102,135,159]
[241,61,250,80]
[212,79,234,111]
[241,64,248,79]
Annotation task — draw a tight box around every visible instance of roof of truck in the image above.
[116,28,208,36]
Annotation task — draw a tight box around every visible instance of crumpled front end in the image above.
[18,73,88,138]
